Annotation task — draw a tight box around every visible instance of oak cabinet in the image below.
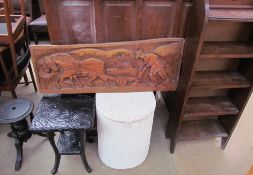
[43,0,179,44]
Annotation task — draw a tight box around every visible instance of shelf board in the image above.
[192,71,251,89]
[183,96,239,120]
[57,132,81,155]
[178,119,228,140]
[200,42,253,59]
[208,6,253,22]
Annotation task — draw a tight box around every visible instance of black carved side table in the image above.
[30,94,95,175]
[0,98,33,171]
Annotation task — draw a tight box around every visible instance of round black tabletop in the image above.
[0,98,33,124]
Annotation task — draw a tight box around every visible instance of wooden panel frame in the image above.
[141,0,176,39]
[42,0,96,44]
[101,0,136,42]
[30,38,184,94]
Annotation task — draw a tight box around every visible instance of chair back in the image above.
[1,0,27,77]
[0,36,29,84]
[3,0,25,15]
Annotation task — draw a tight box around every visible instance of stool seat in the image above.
[29,15,48,44]
[0,98,34,171]
[0,98,33,124]
[30,94,95,132]
[29,15,47,27]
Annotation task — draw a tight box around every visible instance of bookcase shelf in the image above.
[164,0,253,153]
[208,5,253,22]
[192,71,251,89]
[200,42,253,59]
[178,119,228,140]
[183,96,239,121]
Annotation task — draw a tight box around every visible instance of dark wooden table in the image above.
[30,94,95,175]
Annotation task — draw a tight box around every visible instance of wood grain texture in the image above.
[192,71,251,89]
[178,2,192,37]
[43,0,181,43]
[184,96,239,120]
[201,42,253,59]
[30,38,184,93]
[42,0,96,44]
[165,0,253,153]
[96,0,177,42]
[196,59,239,71]
[101,0,136,42]
[163,0,209,151]
[209,0,253,6]
[141,1,175,39]
[189,89,228,98]
[204,21,253,42]
[208,5,253,22]
[178,119,228,140]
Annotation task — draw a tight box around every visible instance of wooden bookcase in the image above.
[163,0,253,153]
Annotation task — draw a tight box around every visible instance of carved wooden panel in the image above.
[30,38,184,94]
[141,1,176,39]
[101,0,137,42]
[42,0,96,44]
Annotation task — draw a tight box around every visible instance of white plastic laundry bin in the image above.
[96,92,156,169]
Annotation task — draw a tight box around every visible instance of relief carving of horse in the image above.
[44,53,82,88]
[44,53,118,88]
[78,58,118,87]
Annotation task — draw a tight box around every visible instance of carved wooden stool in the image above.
[0,98,33,171]
[30,94,95,175]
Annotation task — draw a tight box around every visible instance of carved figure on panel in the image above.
[44,54,82,88]
[39,46,174,89]
[136,50,168,83]
[32,39,184,93]
[43,54,119,88]
[77,58,117,87]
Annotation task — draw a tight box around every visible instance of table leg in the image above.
[80,130,92,173]
[47,132,61,175]
[30,112,34,123]
[14,139,23,171]
[86,135,94,143]
[7,132,13,138]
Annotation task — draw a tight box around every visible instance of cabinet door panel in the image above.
[102,0,136,42]
[43,0,95,44]
[141,1,175,39]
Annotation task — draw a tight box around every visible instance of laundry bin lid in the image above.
[96,92,156,123]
